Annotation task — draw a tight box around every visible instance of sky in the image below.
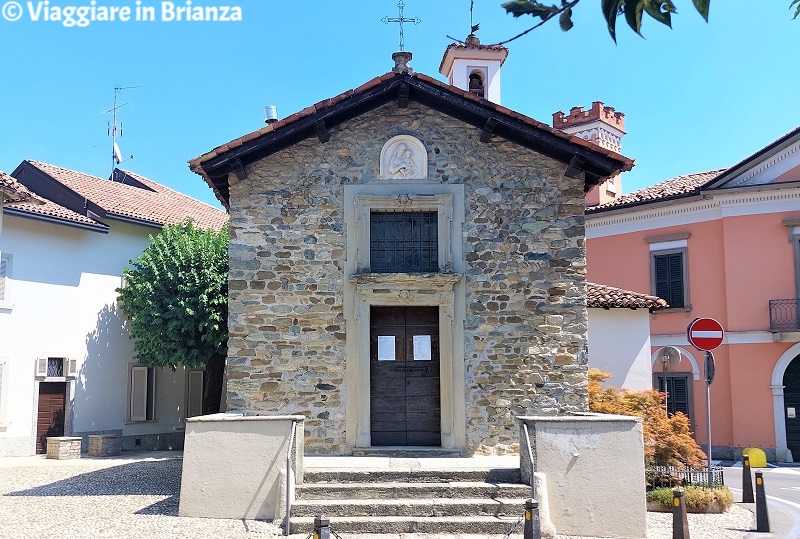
[0,1,797,210]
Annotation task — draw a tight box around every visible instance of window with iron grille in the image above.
[652,249,687,309]
[370,211,438,273]
[47,358,64,377]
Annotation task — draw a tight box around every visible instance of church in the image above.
[190,35,633,455]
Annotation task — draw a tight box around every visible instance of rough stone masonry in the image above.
[226,101,589,455]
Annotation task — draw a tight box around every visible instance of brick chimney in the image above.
[552,101,626,207]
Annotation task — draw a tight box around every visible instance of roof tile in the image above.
[587,169,726,213]
[27,161,227,230]
[587,282,668,311]
[0,171,46,204]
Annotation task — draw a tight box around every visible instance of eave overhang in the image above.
[190,73,633,210]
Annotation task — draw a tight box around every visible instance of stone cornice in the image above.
[350,272,462,288]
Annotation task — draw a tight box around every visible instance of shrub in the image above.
[646,486,734,513]
[588,369,707,469]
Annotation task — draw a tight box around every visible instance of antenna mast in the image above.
[104,85,139,177]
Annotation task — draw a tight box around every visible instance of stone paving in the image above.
[0,451,754,539]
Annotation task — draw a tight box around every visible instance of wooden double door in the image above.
[370,306,441,446]
[785,357,800,459]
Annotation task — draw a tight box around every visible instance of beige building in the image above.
[190,42,633,455]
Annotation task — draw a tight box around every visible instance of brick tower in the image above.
[553,102,626,207]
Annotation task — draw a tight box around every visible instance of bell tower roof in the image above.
[439,34,508,104]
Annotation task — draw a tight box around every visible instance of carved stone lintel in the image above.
[350,272,462,288]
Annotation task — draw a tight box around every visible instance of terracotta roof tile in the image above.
[28,161,227,230]
[587,169,726,213]
[438,40,509,73]
[587,282,668,311]
[188,71,635,175]
[0,171,46,205]
[5,197,106,228]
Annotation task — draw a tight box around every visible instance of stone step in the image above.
[289,515,524,535]
[303,468,521,484]
[350,446,464,458]
[292,497,529,518]
[296,481,531,500]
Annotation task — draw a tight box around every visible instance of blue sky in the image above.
[1,1,797,209]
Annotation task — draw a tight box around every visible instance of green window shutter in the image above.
[668,253,685,308]
[654,252,685,308]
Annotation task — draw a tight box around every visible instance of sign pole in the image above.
[687,318,723,488]
[706,351,713,487]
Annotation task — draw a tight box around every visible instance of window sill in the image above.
[0,302,13,312]
[653,306,692,315]
[124,419,159,425]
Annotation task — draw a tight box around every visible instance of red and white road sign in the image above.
[687,318,724,351]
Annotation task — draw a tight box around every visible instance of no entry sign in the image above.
[687,318,724,351]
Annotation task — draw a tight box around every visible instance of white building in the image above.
[0,161,227,456]
[587,282,667,390]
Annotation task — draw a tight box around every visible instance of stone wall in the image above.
[228,101,588,454]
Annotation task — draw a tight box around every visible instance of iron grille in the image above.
[47,358,64,377]
[370,211,438,273]
[770,299,800,331]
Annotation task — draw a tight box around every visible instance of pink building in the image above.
[585,126,800,462]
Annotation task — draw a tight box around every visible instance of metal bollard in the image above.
[313,515,331,539]
[742,454,754,503]
[523,498,542,539]
[672,489,690,539]
[755,471,771,532]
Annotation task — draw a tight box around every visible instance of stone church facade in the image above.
[191,46,632,455]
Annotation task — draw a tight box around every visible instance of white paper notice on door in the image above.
[377,336,396,361]
[413,335,432,361]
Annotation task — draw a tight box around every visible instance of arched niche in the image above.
[379,135,428,180]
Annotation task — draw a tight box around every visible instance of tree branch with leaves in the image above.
[498,1,798,44]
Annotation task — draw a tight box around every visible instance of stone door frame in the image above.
[343,183,467,451]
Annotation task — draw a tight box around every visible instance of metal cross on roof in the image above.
[382,1,421,52]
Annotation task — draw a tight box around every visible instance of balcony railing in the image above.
[770,299,800,331]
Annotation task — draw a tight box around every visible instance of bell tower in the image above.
[439,34,508,105]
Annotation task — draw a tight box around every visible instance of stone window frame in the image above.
[343,184,467,451]
[354,193,454,273]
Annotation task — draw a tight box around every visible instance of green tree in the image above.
[117,221,229,415]
[499,1,799,43]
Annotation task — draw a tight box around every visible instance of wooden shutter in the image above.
[654,252,685,308]
[0,362,4,423]
[130,366,148,421]
[35,358,48,377]
[667,253,685,308]
[656,374,691,421]
[187,371,204,418]
[66,358,77,378]
[670,376,690,417]
[0,257,6,302]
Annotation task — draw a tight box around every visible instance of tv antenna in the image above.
[103,85,139,176]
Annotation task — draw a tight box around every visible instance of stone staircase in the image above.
[290,464,531,535]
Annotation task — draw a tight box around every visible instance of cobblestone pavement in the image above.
[0,452,754,539]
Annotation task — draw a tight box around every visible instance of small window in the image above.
[35,357,76,378]
[651,249,688,309]
[129,365,156,422]
[654,374,693,422]
[187,370,205,418]
[370,211,438,273]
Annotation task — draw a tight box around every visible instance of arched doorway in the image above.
[784,355,800,459]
